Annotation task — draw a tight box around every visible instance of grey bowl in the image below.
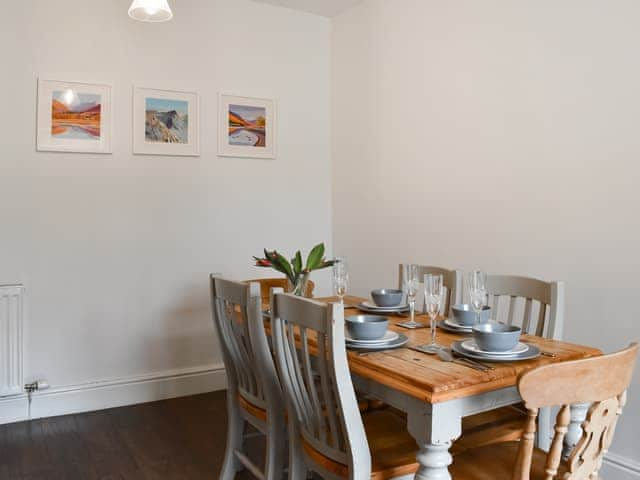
[371,289,404,307]
[472,322,522,352]
[346,315,389,341]
[452,304,491,326]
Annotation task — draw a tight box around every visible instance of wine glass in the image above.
[332,258,348,305]
[469,270,488,325]
[422,274,444,353]
[401,264,424,328]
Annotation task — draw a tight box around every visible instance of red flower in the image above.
[255,259,272,267]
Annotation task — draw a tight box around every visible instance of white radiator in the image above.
[0,285,24,396]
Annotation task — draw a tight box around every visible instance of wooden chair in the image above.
[210,276,286,480]
[397,264,463,315]
[244,277,315,303]
[450,343,639,480]
[270,291,419,479]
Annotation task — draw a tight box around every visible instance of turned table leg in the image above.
[407,399,462,480]
[414,442,454,480]
[562,402,590,459]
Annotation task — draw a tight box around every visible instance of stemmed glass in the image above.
[401,264,424,328]
[332,258,348,305]
[421,274,444,353]
[469,270,488,325]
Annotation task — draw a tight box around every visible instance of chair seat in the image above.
[303,409,419,479]
[239,393,372,424]
[452,406,527,454]
[450,442,568,480]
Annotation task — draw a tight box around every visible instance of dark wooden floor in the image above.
[0,391,263,480]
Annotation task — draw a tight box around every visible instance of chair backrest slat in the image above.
[317,336,342,450]
[485,275,564,340]
[271,292,371,476]
[299,327,323,439]
[522,298,533,333]
[506,296,517,326]
[512,343,639,480]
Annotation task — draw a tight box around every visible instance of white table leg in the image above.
[407,399,462,480]
[562,402,590,459]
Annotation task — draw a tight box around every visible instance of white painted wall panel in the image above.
[332,1,640,477]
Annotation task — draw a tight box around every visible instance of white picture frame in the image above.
[218,93,276,159]
[37,78,113,154]
[133,86,200,156]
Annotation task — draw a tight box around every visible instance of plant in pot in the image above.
[253,243,335,296]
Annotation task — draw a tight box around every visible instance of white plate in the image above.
[461,339,528,356]
[359,301,409,312]
[347,333,409,351]
[438,320,472,335]
[452,340,540,362]
[346,330,400,345]
[444,318,472,331]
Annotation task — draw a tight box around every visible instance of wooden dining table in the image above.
[318,295,602,480]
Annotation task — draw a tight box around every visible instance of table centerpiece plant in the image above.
[253,243,335,296]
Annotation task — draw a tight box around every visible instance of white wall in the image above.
[0,0,331,419]
[332,0,640,476]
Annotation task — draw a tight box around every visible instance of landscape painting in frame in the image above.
[133,87,199,156]
[218,94,276,159]
[37,79,112,153]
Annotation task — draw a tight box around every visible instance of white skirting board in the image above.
[602,453,640,480]
[0,363,226,425]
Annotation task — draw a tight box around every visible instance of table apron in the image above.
[352,373,522,419]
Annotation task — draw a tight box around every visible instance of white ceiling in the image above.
[252,0,362,17]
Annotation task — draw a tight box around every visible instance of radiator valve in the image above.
[24,380,49,393]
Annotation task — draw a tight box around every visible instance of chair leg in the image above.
[287,424,308,480]
[264,420,286,480]
[221,398,246,480]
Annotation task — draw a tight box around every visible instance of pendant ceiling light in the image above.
[128,0,173,22]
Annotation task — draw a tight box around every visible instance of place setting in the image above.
[445,271,541,363]
[405,270,541,368]
[438,304,491,334]
[344,314,409,353]
[354,289,410,314]
[450,322,540,362]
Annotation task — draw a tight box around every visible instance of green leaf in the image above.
[305,243,325,271]
[274,251,295,283]
[317,260,336,269]
[293,251,303,275]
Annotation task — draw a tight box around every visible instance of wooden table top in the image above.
[326,296,602,404]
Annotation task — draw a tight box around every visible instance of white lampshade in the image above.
[128,0,173,22]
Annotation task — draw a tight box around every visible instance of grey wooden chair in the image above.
[270,290,419,480]
[397,264,463,315]
[210,276,286,480]
[454,274,566,454]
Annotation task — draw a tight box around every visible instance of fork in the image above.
[406,346,491,371]
[447,349,495,370]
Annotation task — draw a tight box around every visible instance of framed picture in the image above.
[37,78,112,154]
[218,94,276,159]
[133,86,199,156]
